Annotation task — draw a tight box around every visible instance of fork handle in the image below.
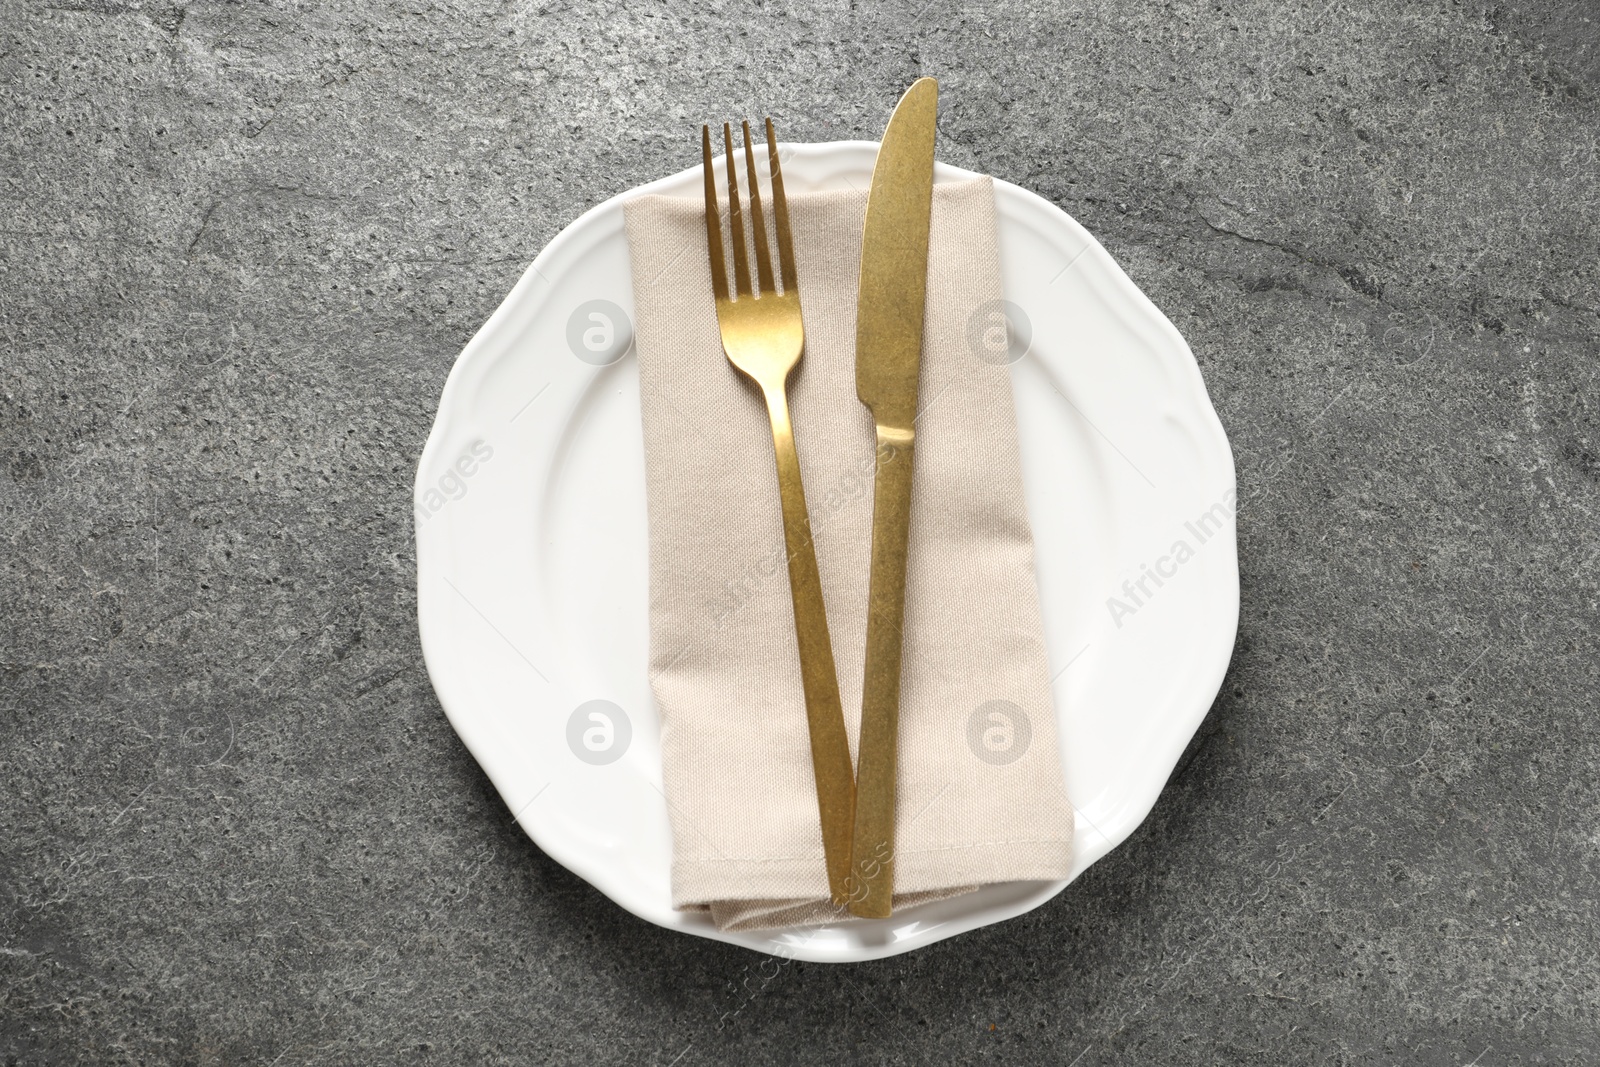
[762,385,857,905]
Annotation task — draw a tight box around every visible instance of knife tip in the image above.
[893,77,938,117]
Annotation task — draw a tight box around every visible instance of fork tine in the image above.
[742,121,776,294]
[723,123,752,298]
[765,118,798,294]
[701,125,728,303]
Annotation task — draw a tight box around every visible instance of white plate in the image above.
[414,142,1238,963]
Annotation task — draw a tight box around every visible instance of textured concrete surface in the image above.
[3,0,1598,1063]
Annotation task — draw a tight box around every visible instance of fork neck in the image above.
[760,380,794,442]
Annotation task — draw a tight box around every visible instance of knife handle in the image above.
[762,384,858,906]
[848,428,916,918]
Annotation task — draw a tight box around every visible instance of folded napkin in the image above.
[624,175,1074,931]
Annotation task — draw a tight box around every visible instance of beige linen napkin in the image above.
[624,176,1074,932]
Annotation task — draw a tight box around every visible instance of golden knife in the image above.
[847,77,939,918]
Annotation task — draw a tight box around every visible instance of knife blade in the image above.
[847,77,938,919]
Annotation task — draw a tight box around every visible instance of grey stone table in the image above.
[3,1,1597,1063]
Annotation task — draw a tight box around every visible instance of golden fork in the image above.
[701,119,855,905]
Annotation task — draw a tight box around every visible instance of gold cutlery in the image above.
[701,118,857,905]
[847,78,939,918]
